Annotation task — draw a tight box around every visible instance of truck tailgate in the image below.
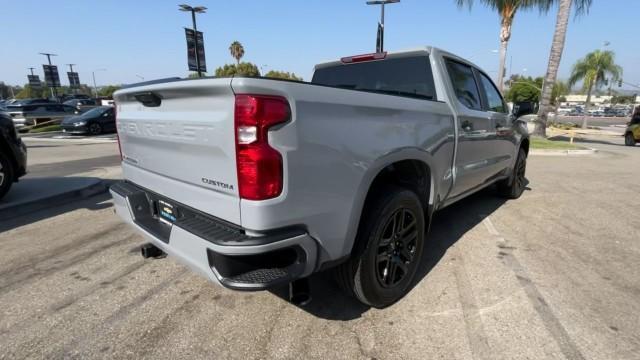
[114,78,240,224]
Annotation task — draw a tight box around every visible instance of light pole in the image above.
[39,52,58,99]
[366,0,400,53]
[179,4,207,77]
[92,69,106,98]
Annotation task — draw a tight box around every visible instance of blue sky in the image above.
[2,0,638,91]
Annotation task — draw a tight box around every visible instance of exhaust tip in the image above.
[140,243,166,259]
[289,278,312,306]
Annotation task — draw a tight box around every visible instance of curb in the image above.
[530,148,598,156]
[21,136,117,144]
[0,179,112,222]
[21,130,63,136]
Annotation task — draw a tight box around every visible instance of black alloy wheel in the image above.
[497,148,527,199]
[375,208,418,288]
[88,123,102,136]
[334,186,425,308]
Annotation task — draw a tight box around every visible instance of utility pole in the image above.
[28,67,36,76]
[39,52,58,99]
[366,0,400,53]
[179,4,207,77]
[92,69,106,98]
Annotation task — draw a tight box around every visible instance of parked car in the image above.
[61,106,115,135]
[63,98,98,112]
[110,47,530,308]
[0,112,27,199]
[5,103,77,130]
[59,94,91,103]
[9,98,55,106]
[625,109,640,146]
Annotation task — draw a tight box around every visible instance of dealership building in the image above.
[563,94,640,106]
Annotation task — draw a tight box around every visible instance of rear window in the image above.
[312,56,436,101]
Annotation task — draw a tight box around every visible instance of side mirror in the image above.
[512,103,536,119]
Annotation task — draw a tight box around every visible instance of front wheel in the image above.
[0,152,15,200]
[88,123,102,136]
[335,186,425,308]
[625,133,636,146]
[497,147,527,199]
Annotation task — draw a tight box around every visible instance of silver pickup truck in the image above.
[111,46,529,308]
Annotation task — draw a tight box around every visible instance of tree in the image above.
[0,82,19,99]
[264,70,303,81]
[214,62,260,77]
[456,0,554,93]
[534,0,593,137]
[229,41,245,65]
[505,75,543,103]
[98,85,121,98]
[14,84,49,99]
[551,80,569,106]
[568,50,622,128]
[188,72,208,78]
[611,95,636,104]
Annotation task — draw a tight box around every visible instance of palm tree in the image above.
[455,0,554,93]
[534,0,592,137]
[229,41,245,65]
[568,50,622,128]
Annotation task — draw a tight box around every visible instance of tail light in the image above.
[114,103,122,160]
[234,94,290,200]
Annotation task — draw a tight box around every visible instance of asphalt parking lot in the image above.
[1,136,639,359]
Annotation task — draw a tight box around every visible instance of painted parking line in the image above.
[481,215,586,360]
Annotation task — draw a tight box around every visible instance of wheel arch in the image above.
[520,136,530,156]
[341,150,435,261]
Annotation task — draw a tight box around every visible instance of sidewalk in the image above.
[0,164,122,221]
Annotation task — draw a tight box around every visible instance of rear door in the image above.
[445,59,497,197]
[475,70,514,174]
[114,78,241,224]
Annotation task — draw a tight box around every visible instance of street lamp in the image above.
[92,69,106,98]
[366,0,400,53]
[179,4,207,77]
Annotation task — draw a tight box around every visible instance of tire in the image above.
[625,133,636,146]
[88,123,102,136]
[0,151,15,200]
[497,147,527,199]
[335,186,425,308]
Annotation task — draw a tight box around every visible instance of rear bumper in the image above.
[110,181,318,290]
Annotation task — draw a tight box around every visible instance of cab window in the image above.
[478,72,507,113]
[445,60,482,111]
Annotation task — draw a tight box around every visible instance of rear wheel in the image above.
[497,147,527,199]
[335,186,425,308]
[88,123,102,136]
[0,152,15,200]
[625,133,636,146]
